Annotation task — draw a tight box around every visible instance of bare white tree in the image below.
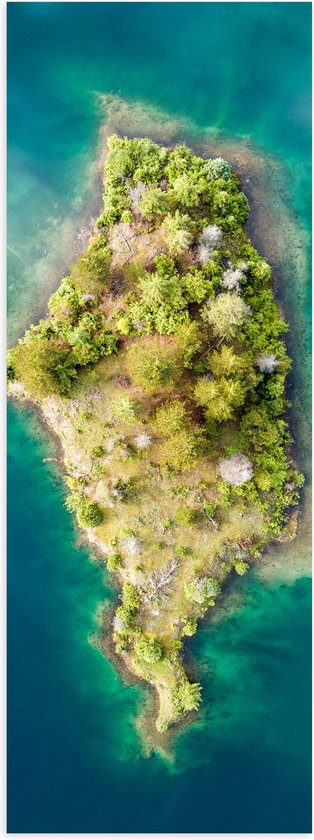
[218,454,253,486]
[196,243,211,266]
[221,265,244,291]
[129,182,147,212]
[196,224,223,265]
[146,558,179,601]
[134,431,152,450]
[113,614,127,631]
[122,536,140,557]
[256,354,279,373]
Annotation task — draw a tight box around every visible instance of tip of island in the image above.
[8,135,304,736]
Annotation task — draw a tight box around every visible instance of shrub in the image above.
[91,445,104,458]
[134,634,163,664]
[181,618,197,636]
[111,395,140,423]
[112,477,132,502]
[175,507,195,526]
[66,492,103,528]
[234,561,249,575]
[184,576,221,604]
[107,553,122,572]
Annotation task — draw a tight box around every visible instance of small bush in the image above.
[182,618,197,636]
[134,633,163,664]
[111,395,140,423]
[175,507,195,526]
[91,445,104,458]
[234,561,249,576]
[184,576,221,604]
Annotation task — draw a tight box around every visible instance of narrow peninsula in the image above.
[8,137,304,733]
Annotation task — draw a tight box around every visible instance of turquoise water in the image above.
[7,3,311,832]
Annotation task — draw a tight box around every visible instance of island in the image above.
[8,136,304,734]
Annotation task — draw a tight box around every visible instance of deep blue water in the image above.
[7,3,311,833]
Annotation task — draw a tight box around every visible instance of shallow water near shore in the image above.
[7,3,311,833]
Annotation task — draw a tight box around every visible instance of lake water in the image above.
[7,3,311,832]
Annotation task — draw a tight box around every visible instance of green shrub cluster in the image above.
[65,492,103,528]
[184,576,221,605]
[134,632,163,664]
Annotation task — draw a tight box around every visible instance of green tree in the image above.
[70,237,111,293]
[111,395,140,423]
[48,279,85,322]
[125,340,179,393]
[183,268,215,304]
[176,320,202,368]
[8,334,77,398]
[154,400,188,435]
[171,680,202,713]
[203,292,252,339]
[134,634,163,664]
[208,345,245,378]
[181,618,197,635]
[234,561,249,575]
[138,268,185,311]
[170,173,200,208]
[138,186,167,220]
[159,429,199,472]
[184,576,221,604]
[194,376,246,421]
[66,492,103,528]
[161,210,193,253]
[204,157,231,180]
